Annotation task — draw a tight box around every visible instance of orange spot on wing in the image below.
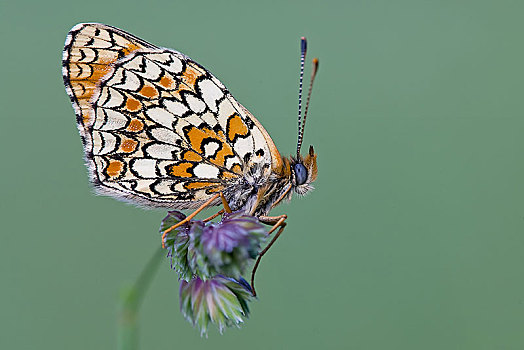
[222,170,240,179]
[231,164,242,174]
[186,126,234,167]
[82,112,91,125]
[170,65,202,99]
[125,97,141,111]
[139,85,159,99]
[120,139,138,153]
[169,162,193,177]
[159,75,175,89]
[127,118,144,132]
[122,43,141,56]
[185,181,218,190]
[106,160,123,178]
[183,150,203,162]
[227,114,249,142]
[180,63,202,90]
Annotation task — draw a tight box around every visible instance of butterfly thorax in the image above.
[224,149,317,216]
[222,160,286,216]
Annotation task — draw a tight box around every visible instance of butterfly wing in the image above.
[63,23,282,208]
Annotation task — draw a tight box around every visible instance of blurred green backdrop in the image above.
[1,0,524,349]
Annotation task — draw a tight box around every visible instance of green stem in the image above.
[118,247,164,350]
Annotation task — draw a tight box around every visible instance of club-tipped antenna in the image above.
[296,37,319,157]
[298,58,319,155]
[296,37,307,157]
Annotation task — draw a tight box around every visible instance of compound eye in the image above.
[294,163,308,185]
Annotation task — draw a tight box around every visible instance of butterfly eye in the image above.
[294,163,308,185]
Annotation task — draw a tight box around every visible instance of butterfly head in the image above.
[290,145,317,195]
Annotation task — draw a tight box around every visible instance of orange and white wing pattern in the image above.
[63,23,282,208]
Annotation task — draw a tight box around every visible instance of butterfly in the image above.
[62,23,318,293]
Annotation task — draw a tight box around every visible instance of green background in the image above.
[1,0,524,349]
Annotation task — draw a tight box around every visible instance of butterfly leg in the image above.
[161,192,233,247]
[250,215,288,296]
[161,193,220,247]
[203,209,225,222]
[202,192,232,222]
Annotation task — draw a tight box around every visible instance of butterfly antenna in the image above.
[296,37,307,157]
[300,58,319,149]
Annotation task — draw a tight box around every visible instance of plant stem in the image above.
[118,247,164,350]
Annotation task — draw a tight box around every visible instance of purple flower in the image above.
[160,210,268,334]
[201,212,267,277]
[160,211,268,280]
[179,275,254,336]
